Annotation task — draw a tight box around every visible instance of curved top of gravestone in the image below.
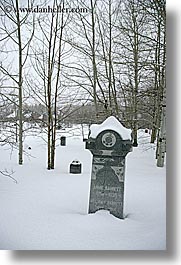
[90,116,132,140]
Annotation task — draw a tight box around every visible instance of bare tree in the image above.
[115,0,154,146]
[148,0,166,145]
[0,0,35,164]
[29,0,72,169]
[65,0,121,122]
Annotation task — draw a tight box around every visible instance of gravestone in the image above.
[70,160,82,174]
[86,116,132,219]
[60,136,66,146]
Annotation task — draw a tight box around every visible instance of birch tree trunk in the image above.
[132,8,139,147]
[50,5,65,169]
[0,0,34,165]
[16,0,23,165]
[156,105,166,167]
[90,0,98,119]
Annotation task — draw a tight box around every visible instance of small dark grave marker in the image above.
[70,160,82,174]
[60,136,66,146]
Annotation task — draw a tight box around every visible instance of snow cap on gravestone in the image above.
[90,116,132,140]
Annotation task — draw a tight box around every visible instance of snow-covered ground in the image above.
[0,126,166,250]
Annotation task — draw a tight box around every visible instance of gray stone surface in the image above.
[86,128,132,219]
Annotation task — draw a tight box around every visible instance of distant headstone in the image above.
[70,160,82,174]
[86,116,132,219]
[60,136,66,146]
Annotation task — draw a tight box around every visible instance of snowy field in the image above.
[0,126,166,250]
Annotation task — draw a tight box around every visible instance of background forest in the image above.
[0,0,166,169]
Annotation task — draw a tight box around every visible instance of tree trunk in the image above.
[50,5,64,169]
[90,0,98,120]
[16,0,23,165]
[156,106,166,167]
[132,10,138,147]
